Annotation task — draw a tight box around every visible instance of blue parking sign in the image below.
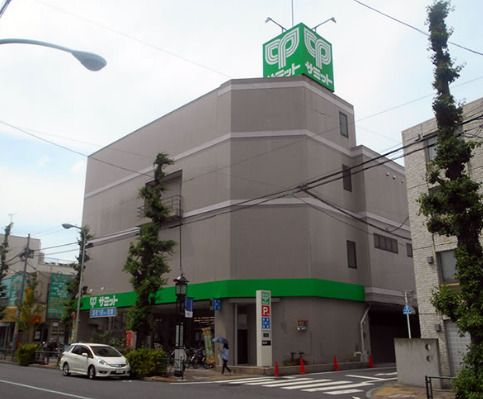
[262,316,271,329]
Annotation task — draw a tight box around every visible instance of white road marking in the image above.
[346,374,385,381]
[0,379,96,399]
[245,379,287,385]
[220,377,275,383]
[262,378,323,387]
[231,378,275,384]
[375,372,397,376]
[327,389,364,395]
[282,380,352,390]
[304,382,372,393]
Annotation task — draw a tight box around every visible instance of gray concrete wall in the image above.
[271,297,366,365]
[395,338,440,387]
[82,76,413,295]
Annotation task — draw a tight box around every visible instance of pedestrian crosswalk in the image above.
[215,372,397,395]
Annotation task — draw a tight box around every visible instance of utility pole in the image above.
[11,234,32,353]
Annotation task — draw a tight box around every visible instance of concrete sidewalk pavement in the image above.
[370,382,455,399]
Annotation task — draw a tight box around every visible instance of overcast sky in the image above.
[1,0,482,262]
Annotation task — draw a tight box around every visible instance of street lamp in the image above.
[0,38,106,71]
[312,17,336,32]
[62,223,87,343]
[265,17,287,33]
[173,274,188,378]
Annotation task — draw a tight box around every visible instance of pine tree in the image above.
[419,1,483,396]
[124,153,175,348]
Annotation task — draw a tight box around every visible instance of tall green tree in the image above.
[124,153,175,348]
[0,223,13,319]
[419,1,483,396]
[17,274,43,343]
[61,227,92,343]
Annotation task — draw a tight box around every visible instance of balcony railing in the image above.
[137,194,183,222]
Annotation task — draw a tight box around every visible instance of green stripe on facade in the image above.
[81,278,365,310]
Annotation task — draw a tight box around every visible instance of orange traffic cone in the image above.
[274,361,279,377]
[368,353,374,368]
[300,357,305,374]
[333,355,339,371]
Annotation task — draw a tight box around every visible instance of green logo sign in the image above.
[89,294,119,309]
[263,23,334,91]
[261,291,271,305]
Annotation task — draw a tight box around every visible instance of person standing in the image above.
[221,342,232,375]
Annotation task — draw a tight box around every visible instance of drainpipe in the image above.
[360,306,370,362]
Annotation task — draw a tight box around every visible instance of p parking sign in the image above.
[256,290,272,366]
[263,23,334,91]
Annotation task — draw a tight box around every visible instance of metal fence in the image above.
[425,375,455,399]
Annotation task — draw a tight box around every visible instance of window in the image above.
[406,243,413,258]
[339,112,349,137]
[346,240,357,269]
[425,135,437,162]
[437,250,457,283]
[72,345,91,356]
[374,233,398,254]
[342,165,352,192]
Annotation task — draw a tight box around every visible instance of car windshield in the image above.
[90,345,122,357]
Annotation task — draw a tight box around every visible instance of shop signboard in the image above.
[263,23,334,91]
[47,273,72,319]
[89,307,117,318]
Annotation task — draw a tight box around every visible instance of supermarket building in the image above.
[78,74,417,366]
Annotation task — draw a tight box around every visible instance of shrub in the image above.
[125,348,168,378]
[16,343,39,366]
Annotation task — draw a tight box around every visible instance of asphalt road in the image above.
[0,362,396,399]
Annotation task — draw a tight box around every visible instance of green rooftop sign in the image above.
[263,23,334,91]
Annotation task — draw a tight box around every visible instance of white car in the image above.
[60,343,130,379]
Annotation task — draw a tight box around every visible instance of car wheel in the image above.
[62,363,70,376]
[87,365,96,380]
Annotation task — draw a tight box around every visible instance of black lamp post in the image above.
[173,274,188,378]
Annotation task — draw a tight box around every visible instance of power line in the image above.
[35,0,231,78]
[36,241,77,252]
[0,0,12,18]
[356,75,483,123]
[0,119,155,179]
[179,112,483,228]
[301,188,411,241]
[351,0,483,57]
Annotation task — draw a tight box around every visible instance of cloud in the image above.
[37,155,50,167]
[0,165,84,232]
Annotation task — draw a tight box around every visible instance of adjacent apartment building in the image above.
[80,75,416,365]
[0,234,74,348]
[402,97,483,375]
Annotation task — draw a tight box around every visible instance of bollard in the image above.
[274,361,279,377]
[299,357,305,374]
[368,353,374,368]
[333,355,339,371]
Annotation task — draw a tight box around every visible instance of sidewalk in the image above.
[370,382,455,399]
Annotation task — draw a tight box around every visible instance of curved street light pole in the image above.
[62,223,87,343]
[0,38,106,71]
